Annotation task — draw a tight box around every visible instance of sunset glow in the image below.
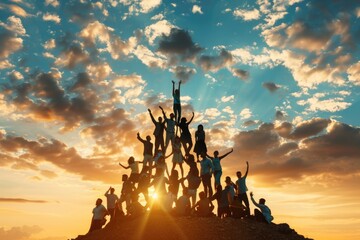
[1,1,360,240]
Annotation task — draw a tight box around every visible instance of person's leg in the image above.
[154,137,160,153]
[243,193,250,216]
[160,137,165,154]
[201,175,208,197]
[164,133,170,154]
[179,163,184,178]
[254,208,267,222]
[206,174,213,197]
[188,139,193,155]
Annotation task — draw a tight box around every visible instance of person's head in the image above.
[110,187,115,194]
[180,117,186,123]
[128,156,135,164]
[170,113,175,119]
[214,150,219,157]
[197,124,203,131]
[200,152,207,159]
[96,198,102,206]
[199,191,206,200]
[146,135,151,141]
[122,174,128,182]
[259,198,266,205]
[236,171,242,178]
[171,169,179,178]
[158,116,163,122]
[216,185,223,193]
[225,176,232,185]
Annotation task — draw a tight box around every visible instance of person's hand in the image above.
[192,111,194,115]
[172,80,175,84]
[250,192,253,197]
[246,161,249,165]
[137,132,140,136]
[148,109,151,113]
[179,80,182,84]
[159,106,163,110]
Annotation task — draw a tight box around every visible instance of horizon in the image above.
[0,0,360,240]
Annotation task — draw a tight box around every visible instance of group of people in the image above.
[88,81,273,233]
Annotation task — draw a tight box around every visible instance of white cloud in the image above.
[0,16,26,35]
[133,45,166,68]
[233,8,260,21]
[192,5,203,14]
[43,13,61,24]
[240,108,252,119]
[204,108,221,119]
[0,59,14,69]
[221,95,234,103]
[144,20,175,45]
[43,39,56,49]
[45,0,60,7]
[113,74,146,88]
[297,95,351,113]
[9,70,23,80]
[139,0,162,13]
[151,13,164,20]
[347,61,360,85]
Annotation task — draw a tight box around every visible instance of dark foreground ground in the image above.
[72,212,313,240]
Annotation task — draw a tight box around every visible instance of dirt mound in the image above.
[72,212,312,240]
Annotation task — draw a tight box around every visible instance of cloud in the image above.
[158,28,203,64]
[347,61,360,85]
[0,198,48,203]
[133,45,166,68]
[170,66,196,83]
[42,13,61,24]
[0,225,42,240]
[192,5,203,14]
[262,82,280,92]
[275,110,285,121]
[231,68,249,80]
[0,30,23,58]
[243,119,260,127]
[204,108,221,119]
[297,94,351,113]
[43,39,56,50]
[0,59,14,69]
[221,95,234,103]
[288,118,331,140]
[4,4,29,18]
[45,0,59,7]
[198,49,233,72]
[144,20,175,45]
[233,8,261,21]
[240,108,252,120]
[0,16,26,35]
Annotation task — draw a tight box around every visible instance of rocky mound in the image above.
[72,212,313,240]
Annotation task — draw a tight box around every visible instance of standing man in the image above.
[88,198,108,233]
[148,108,165,154]
[199,152,214,198]
[159,106,176,155]
[137,132,153,173]
[235,161,250,217]
[172,80,181,124]
[104,187,118,222]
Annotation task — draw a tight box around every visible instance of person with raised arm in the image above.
[148,108,166,154]
[235,161,250,217]
[104,187,118,221]
[137,132,153,173]
[199,152,214,198]
[207,148,233,188]
[159,106,176,154]
[184,154,201,207]
[178,112,194,155]
[193,124,207,162]
[170,136,185,178]
[172,80,181,124]
[119,156,143,184]
[250,192,274,224]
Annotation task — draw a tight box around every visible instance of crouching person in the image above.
[250,192,274,224]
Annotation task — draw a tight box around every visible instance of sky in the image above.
[0,0,359,239]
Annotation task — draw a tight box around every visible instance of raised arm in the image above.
[172,80,175,96]
[188,112,194,124]
[178,80,181,95]
[119,163,130,169]
[104,186,111,196]
[219,148,233,160]
[206,153,213,160]
[250,192,260,207]
[137,132,145,143]
[148,108,156,124]
[159,106,167,119]
[244,161,249,177]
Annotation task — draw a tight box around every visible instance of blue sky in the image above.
[0,0,360,239]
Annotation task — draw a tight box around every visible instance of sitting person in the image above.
[127,193,145,218]
[173,187,191,216]
[250,192,274,224]
[192,191,214,217]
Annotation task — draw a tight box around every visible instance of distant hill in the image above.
[72,211,313,240]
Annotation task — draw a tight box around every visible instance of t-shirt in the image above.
[105,193,119,209]
[173,93,180,104]
[212,157,221,171]
[92,204,107,220]
[236,177,248,194]
[200,158,214,176]
[165,118,176,133]
[179,122,190,138]
[143,141,153,156]
[130,162,139,174]
[153,122,165,137]
[251,196,274,223]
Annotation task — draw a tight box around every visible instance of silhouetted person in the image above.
[184,154,201,207]
[137,132,153,173]
[119,174,135,214]
[210,185,225,218]
[194,124,207,161]
[173,187,191,216]
[224,176,236,216]
[193,191,214,217]
[127,193,145,218]
[199,152,214,198]
[159,106,176,154]
[171,136,184,177]
[104,187,118,221]
[167,169,186,205]
[119,156,142,184]
[88,198,108,233]
[178,112,194,155]
[235,161,250,216]
[172,80,181,123]
[250,192,274,224]
[137,166,151,205]
[148,108,165,153]
[207,148,233,188]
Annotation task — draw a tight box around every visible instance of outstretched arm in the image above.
[104,186,111,196]
[188,112,195,124]
[244,161,249,177]
[206,153,213,160]
[219,148,233,160]
[250,192,260,207]
[148,109,156,124]
[172,80,175,96]
[119,163,130,169]
[137,132,145,143]
[159,106,167,119]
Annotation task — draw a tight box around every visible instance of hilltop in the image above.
[72,211,312,240]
